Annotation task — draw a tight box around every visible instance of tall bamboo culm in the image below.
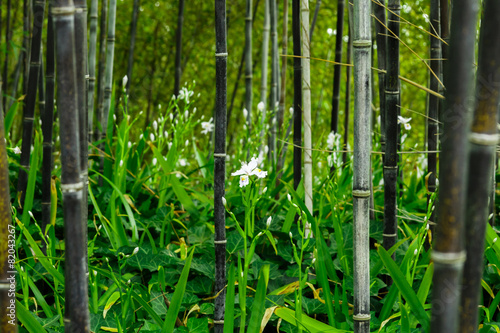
[102,0,117,142]
[87,0,98,140]
[276,0,288,183]
[17,0,46,208]
[244,0,252,130]
[309,0,320,42]
[292,0,302,191]
[214,1,227,332]
[373,0,386,155]
[459,1,500,331]
[427,0,440,226]
[42,11,55,239]
[269,0,278,164]
[96,0,108,143]
[52,1,90,331]
[2,0,11,111]
[260,0,270,136]
[330,0,344,137]
[430,0,479,332]
[342,23,351,166]
[352,0,371,330]
[0,74,17,333]
[173,0,184,98]
[301,0,312,232]
[383,0,399,267]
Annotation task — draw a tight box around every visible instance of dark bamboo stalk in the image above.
[270,0,278,163]
[260,0,270,115]
[459,1,500,331]
[17,0,46,208]
[102,0,117,142]
[214,1,227,332]
[87,0,98,140]
[438,0,449,125]
[23,0,30,96]
[309,0,320,42]
[244,0,252,130]
[342,24,351,165]
[42,11,55,242]
[173,0,184,98]
[427,0,440,226]
[3,0,11,112]
[430,0,479,331]
[373,0,386,155]
[127,0,140,94]
[0,52,18,333]
[52,2,90,331]
[330,0,345,135]
[96,0,108,142]
[276,0,288,184]
[352,0,372,330]
[382,0,399,264]
[293,0,302,190]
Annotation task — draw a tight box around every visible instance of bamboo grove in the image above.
[0,0,499,332]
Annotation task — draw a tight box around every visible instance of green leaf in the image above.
[247,265,270,333]
[16,300,48,333]
[274,307,351,333]
[377,246,430,331]
[187,317,209,333]
[162,247,195,333]
[103,292,120,318]
[4,100,19,135]
[224,264,236,333]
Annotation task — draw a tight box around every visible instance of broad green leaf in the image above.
[247,265,270,333]
[274,307,351,333]
[16,300,48,333]
[224,264,236,333]
[103,292,120,318]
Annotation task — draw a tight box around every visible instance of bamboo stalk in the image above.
[214,1,227,332]
[276,0,288,184]
[352,0,371,330]
[342,22,352,166]
[270,0,278,164]
[52,1,90,331]
[42,11,55,244]
[173,0,184,98]
[244,0,252,131]
[292,0,302,191]
[383,0,399,269]
[260,0,270,149]
[309,0,320,42]
[127,0,140,95]
[427,0,440,231]
[87,0,98,140]
[17,0,46,209]
[373,0,386,155]
[459,1,500,331]
[96,0,108,143]
[3,0,11,112]
[301,0,312,233]
[0,58,17,333]
[23,0,30,97]
[430,0,479,331]
[330,0,345,136]
[102,0,117,144]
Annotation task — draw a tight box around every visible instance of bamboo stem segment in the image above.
[352,0,372,330]
[292,0,302,191]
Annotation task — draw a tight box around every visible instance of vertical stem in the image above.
[245,0,253,131]
[96,0,108,143]
[276,0,288,183]
[127,0,140,94]
[260,0,270,149]
[342,24,352,166]
[173,0,184,98]
[430,0,479,332]
[3,0,11,112]
[373,0,386,155]
[52,1,90,331]
[292,0,302,191]
[459,1,500,331]
[214,1,227,332]
[102,0,117,143]
[330,0,344,136]
[270,0,278,164]
[352,0,371,330]
[309,0,321,42]
[301,0,312,231]
[87,0,98,140]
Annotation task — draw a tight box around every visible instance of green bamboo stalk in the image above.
[309,0,320,42]
[102,0,117,144]
[260,0,270,147]
[0,72,17,333]
[430,0,479,331]
[17,0,46,209]
[42,11,55,241]
[352,0,371,330]
[96,0,108,143]
[383,0,399,269]
[244,0,252,130]
[373,0,386,155]
[459,1,500,331]
[51,1,90,331]
[2,0,11,112]
[301,0,312,233]
[173,0,184,98]
[292,0,302,191]
[269,0,278,164]
[427,0,440,227]
[87,0,98,140]
[276,0,288,183]
[214,1,228,332]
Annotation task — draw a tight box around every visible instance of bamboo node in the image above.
[215,52,228,57]
[214,240,227,244]
[214,320,225,325]
[469,132,498,146]
[431,250,466,265]
[51,6,76,16]
[383,165,397,169]
[61,182,84,193]
[352,190,371,198]
[382,233,398,237]
[353,313,371,321]
[353,40,371,48]
[214,153,226,158]
[384,90,400,95]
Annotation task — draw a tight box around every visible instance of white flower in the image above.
[289,232,293,239]
[258,102,265,112]
[13,147,21,154]
[139,134,143,140]
[494,237,498,244]
[201,117,214,134]
[289,107,294,115]
[128,142,132,148]
[243,108,248,119]
[184,110,189,119]
[150,133,155,141]
[152,158,157,166]
[287,193,292,202]
[132,247,139,255]
[153,120,158,131]
[113,114,116,121]
[263,187,267,193]
[178,87,194,103]
[327,28,334,36]
[179,158,187,167]
[239,175,250,187]
[222,197,227,207]
[119,160,124,167]
[169,113,173,121]
[168,142,173,149]
[29,211,35,220]
[164,131,169,138]
[266,216,272,228]
[398,116,412,130]
[231,157,268,187]
[122,75,128,88]
[414,249,418,256]
[185,139,189,147]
